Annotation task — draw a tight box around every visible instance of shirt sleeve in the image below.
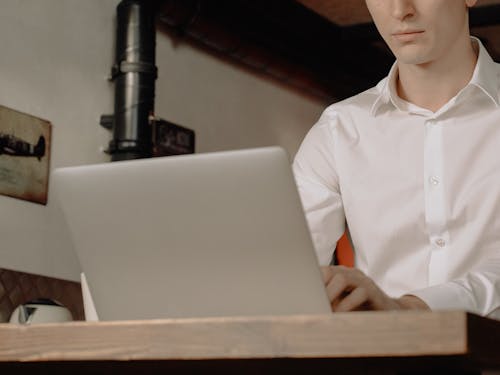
[408,257,500,319]
[292,110,345,266]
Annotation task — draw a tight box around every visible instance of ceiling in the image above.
[158,0,500,101]
[296,0,373,25]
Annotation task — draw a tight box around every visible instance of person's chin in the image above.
[394,49,431,66]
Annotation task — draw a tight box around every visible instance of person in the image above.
[293,0,500,318]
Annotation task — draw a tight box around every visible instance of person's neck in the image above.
[396,36,478,113]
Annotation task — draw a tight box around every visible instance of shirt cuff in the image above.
[406,282,476,313]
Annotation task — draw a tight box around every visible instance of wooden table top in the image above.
[0,311,499,374]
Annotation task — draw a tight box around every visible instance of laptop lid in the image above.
[52,147,331,320]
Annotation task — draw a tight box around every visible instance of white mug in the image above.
[9,299,73,324]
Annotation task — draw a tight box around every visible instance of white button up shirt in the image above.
[293,38,500,319]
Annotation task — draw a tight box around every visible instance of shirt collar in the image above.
[468,36,500,107]
[370,63,398,116]
[371,36,500,116]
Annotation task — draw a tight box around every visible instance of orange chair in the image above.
[336,231,354,267]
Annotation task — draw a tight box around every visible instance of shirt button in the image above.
[429,176,440,186]
[435,238,446,248]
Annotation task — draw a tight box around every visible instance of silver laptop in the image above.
[52,147,331,320]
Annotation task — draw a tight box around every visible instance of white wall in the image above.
[0,0,324,281]
[156,35,323,155]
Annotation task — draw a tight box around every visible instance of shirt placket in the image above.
[423,117,450,286]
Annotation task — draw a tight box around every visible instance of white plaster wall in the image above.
[0,0,118,282]
[155,35,323,155]
[0,0,324,281]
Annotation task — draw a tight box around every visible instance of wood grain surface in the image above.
[0,311,476,362]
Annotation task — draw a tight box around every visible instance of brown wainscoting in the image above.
[0,268,84,322]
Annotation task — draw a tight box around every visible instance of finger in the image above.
[320,266,334,285]
[325,273,351,304]
[334,286,369,312]
[325,269,370,309]
[322,265,353,285]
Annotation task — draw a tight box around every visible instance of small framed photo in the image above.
[0,105,51,205]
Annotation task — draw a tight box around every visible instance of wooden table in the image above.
[0,311,499,374]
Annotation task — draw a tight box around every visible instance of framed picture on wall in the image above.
[0,105,51,205]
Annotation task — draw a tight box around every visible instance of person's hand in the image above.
[321,266,430,312]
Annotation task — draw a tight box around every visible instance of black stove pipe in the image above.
[109,0,157,161]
